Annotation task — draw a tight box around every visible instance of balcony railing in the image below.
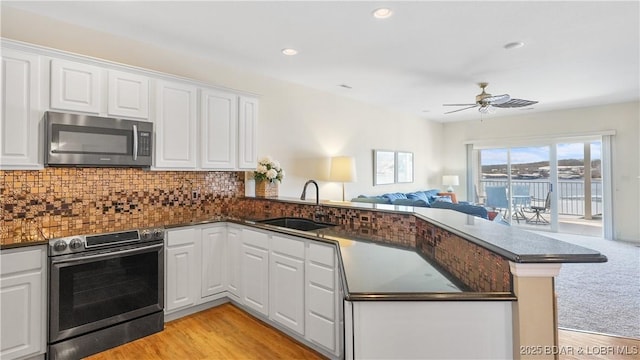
[479,179,602,216]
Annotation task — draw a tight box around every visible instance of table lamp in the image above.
[442,175,459,192]
[330,156,357,201]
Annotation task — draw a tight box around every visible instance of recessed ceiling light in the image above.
[504,41,525,50]
[281,48,298,56]
[372,8,393,19]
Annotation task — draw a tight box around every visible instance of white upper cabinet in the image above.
[154,80,198,169]
[2,40,258,171]
[238,96,258,169]
[50,59,102,114]
[107,70,149,119]
[200,88,238,169]
[1,49,42,169]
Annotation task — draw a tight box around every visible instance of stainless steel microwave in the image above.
[45,111,153,167]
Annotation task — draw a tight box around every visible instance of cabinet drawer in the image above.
[307,283,335,321]
[307,262,334,289]
[307,243,334,266]
[307,312,336,352]
[166,228,196,247]
[1,248,43,274]
[242,229,269,249]
[270,235,304,259]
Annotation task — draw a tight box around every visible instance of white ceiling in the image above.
[4,1,639,122]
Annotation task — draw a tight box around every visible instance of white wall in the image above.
[1,6,444,201]
[441,102,640,242]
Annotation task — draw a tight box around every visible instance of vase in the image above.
[255,180,278,198]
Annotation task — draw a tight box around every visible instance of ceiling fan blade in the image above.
[484,94,510,105]
[444,105,478,114]
[443,103,477,106]
[478,104,495,114]
[492,99,538,108]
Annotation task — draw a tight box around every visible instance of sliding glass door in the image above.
[470,138,605,237]
[476,146,553,228]
[555,142,603,236]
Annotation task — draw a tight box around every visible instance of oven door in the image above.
[49,242,164,343]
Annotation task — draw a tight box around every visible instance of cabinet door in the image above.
[0,246,46,360]
[237,96,258,169]
[200,88,237,169]
[154,80,197,169]
[165,228,199,313]
[108,70,149,119]
[226,226,242,299]
[270,236,305,335]
[201,226,227,299]
[1,49,41,169]
[241,229,269,316]
[50,59,102,113]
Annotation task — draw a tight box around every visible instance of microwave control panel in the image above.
[137,131,152,156]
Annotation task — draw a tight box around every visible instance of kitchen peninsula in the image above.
[2,187,606,359]
[234,196,606,359]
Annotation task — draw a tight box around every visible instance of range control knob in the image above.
[53,240,67,252]
[140,229,152,240]
[153,229,164,239]
[69,238,83,250]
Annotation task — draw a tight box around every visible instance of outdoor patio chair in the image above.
[525,191,551,224]
[511,185,532,223]
[485,186,509,214]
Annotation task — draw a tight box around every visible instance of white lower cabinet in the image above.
[200,226,227,301]
[166,225,230,314]
[0,245,47,360]
[269,235,305,335]
[165,224,342,358]
[226,225,242,301]
[240,229,270,316]
[306,242,341,355]
[165,227,199,313]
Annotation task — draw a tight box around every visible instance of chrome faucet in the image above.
[300,180,319,205]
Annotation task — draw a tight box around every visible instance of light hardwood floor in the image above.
[87,303,639,359]
[86,303,325,360]
[558,329,639,360]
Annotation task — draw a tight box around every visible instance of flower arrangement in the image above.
[254,156,285,183]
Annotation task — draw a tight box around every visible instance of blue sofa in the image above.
[351,189,490,219]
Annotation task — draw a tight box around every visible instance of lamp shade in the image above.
[330,156,357,182]
[442,175,459,186]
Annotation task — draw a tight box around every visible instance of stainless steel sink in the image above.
[258,217,335,231]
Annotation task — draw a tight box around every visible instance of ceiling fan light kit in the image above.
[443,82,538,115]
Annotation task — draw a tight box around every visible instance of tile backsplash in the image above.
[1,168,244,244]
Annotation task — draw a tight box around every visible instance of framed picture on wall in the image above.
[373,150,395,185]
[396,151,414,183]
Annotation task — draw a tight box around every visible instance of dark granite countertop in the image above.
[246,196,607,264]
[238,218,516,301]
[2,197,604,302]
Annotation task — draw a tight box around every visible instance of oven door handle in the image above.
[51,243,163,265]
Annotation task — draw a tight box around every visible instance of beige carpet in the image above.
[530,231,640,339]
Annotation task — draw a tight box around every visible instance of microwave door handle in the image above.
[133,124,138,161]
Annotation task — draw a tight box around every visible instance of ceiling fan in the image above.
[443,82,538,114]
